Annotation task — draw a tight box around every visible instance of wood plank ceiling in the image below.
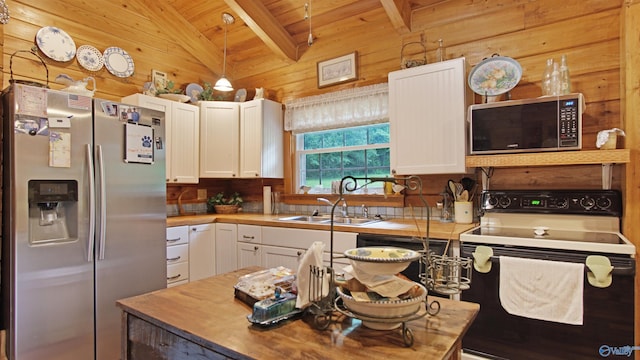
[129,0,447,82]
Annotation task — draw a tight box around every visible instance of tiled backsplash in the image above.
[167,201,441,220]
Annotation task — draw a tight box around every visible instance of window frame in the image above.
[294,123,390,193]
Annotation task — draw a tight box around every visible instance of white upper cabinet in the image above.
[199,101,240,178]
[388,57,470,175]
[239,99,283,178]
[199,99,283,179]
[121,94,200,183]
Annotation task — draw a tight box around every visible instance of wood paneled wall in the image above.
[1,0,639,349]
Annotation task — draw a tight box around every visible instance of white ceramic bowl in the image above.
[337,284,426,330]
[344,247,421,276]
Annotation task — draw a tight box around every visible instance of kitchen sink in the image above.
[277,215,332,223]
[277,215,381,226]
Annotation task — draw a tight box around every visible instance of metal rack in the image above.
[307,175,472,346]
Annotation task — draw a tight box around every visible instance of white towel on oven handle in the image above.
[499,256,584,325]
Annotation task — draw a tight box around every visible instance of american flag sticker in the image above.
[68,94,91,110]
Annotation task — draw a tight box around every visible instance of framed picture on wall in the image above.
[151,69,167,90]
[317,52,358,88]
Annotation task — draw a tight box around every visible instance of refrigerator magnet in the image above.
[124,123,154,164]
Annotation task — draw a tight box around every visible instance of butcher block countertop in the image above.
[167,213,476,239]
[117,267,480,360]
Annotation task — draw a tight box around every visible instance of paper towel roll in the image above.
[263,186,272,215]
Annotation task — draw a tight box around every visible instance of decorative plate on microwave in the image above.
[468,54,522,96]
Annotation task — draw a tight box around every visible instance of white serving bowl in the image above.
[344,247,421,276]
[336,284,426,330]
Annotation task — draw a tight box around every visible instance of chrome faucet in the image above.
[316,197,348,217]
[362,204,369,218]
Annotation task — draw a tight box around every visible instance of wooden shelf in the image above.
[466,149,631,168]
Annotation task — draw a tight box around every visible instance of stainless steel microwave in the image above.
[469,93,583,154]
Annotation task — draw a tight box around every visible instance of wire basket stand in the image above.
[307,175,472,346]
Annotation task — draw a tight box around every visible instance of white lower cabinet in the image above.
[215,223,238,274]
[237,224,262,268]
[166,226,189,287]
[261,226,356,272]
[189,224,216,281]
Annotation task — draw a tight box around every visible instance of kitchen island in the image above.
[117,267,479,360]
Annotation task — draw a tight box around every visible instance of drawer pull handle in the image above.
[167,274,181,281]
[167,237,181,243]
[243,235,255,240]
[167,256,181,262]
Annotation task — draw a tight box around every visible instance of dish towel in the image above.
[499,256,584,325]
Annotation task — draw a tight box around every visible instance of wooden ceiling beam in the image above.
[130,0,227,78]
[224,0,299,63]
[379,0,412,34]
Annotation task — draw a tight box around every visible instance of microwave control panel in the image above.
[559,98,579,147]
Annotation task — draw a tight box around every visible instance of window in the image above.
[296,123,390,192]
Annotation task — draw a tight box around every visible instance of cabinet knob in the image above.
[253,246,259,251]
[297,250,304,256]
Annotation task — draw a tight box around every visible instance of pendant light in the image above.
[214,12,235,92]
[305,2,313,46]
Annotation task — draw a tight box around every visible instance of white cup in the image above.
[454,201,473,224]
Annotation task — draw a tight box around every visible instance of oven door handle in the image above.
[469,254,635,276]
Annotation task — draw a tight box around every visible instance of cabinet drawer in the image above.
[167,243,189,264]
[166,226,189,246]
[167,262,189,284]
[238,224,261,243]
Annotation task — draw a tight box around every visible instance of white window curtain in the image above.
[284,82,388,134]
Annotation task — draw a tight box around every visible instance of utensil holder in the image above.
[427,253,472,295]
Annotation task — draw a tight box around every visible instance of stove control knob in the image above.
[596,197,612,210]
[579,197,595,210]
[486,195,498,208]
[498,196,512,208]
[554,197,569,209]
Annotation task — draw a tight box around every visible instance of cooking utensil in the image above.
[461,177,475,191]
[448,180,457,198]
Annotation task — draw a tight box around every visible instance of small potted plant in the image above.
[207,192,243,214]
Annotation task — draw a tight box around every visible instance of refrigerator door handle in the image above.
[97,144,107,260]
[86,144,96,262]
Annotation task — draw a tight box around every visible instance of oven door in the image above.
[460,243,635,360]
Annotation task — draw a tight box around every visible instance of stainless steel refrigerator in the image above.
[1,83,167,360]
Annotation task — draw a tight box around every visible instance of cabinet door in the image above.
[121,94,199,183]
[170,103,200,183]
[189,224,215,281]
[237,243,262,268]
[389,57,469,175]
[262,245,304,271]
[215,223,238,274]
[199,101,240,178]
[239,100,283,178]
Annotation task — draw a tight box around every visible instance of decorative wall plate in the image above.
[76,45,104,71]
[185,83,204,103]
[468,55,522,96]
[36,26,76,62]
[103,46,134,78]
